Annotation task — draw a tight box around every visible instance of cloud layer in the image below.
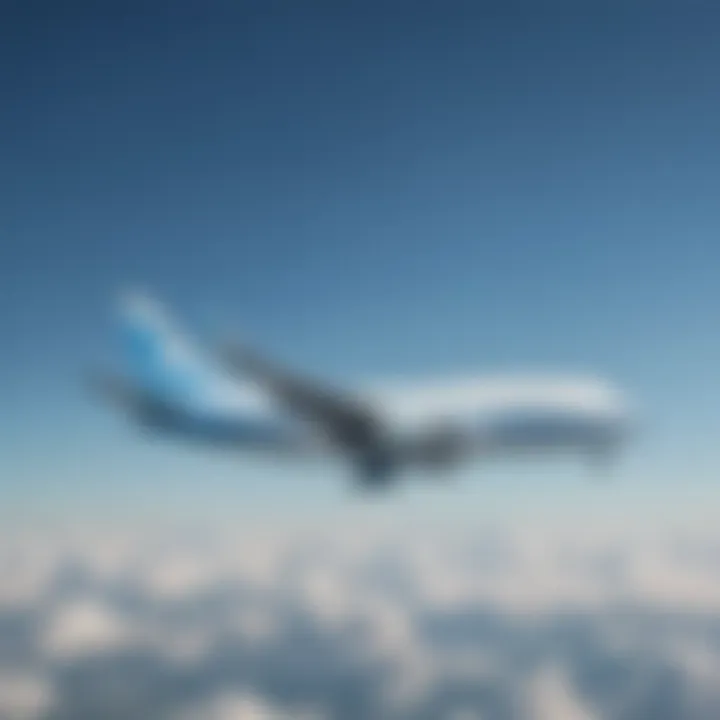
[2,519,720,718]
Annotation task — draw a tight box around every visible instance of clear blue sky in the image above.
[3,1,720,520]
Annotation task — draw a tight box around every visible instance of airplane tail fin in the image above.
[117,290,209,406]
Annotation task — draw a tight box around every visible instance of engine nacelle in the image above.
[406,422,469,469]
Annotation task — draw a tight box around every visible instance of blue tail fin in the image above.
[118,291,209,406]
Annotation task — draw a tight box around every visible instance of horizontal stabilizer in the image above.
[86,369,178,422]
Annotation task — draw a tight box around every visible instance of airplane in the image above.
[92,292,633,488]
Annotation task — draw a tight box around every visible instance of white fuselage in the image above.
[148,371,629,465]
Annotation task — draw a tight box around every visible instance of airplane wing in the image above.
[218,342,385,456]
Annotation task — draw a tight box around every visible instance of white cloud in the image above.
[177,690,324,720]
[231,604,278,646]
[42,599,137,659]
[526,666,597,720]
[1,519,720,717]
[0,541,59,609]
[136,552,219,600]
[153,626,217,668]
[295,565,353,627]
[0,673,55,720]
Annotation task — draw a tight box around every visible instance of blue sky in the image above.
[3,1,720,519]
